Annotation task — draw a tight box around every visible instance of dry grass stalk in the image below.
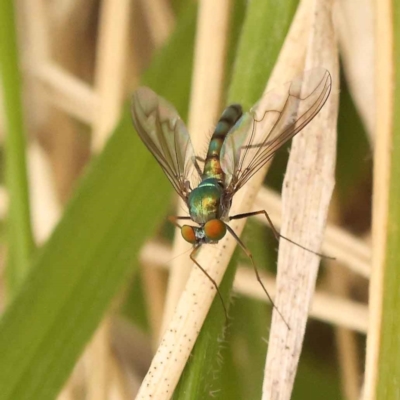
[92,0,131,151]
[363,0,393,397]
[86,0,138,397]
[335,315,362,399]
[335,0,375,143]
[139,0,175,47]
[263,0,339,397]
[34,62,98,125]
[28,143,61,243]
[326,200,362,400]
[160,0,232,333]
[141,262,168,350]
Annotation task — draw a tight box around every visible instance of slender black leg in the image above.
[224,224,290,330]
[230,210,334,259]
[190,246,228,323]
[194,159,203,176]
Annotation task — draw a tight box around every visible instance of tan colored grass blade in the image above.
[328,264,362,400]
[28,143,61,243]
[92,0,131,152]
[160,0,232,335]
[263,0,339,398]
[141,262,168,350]
[87,0,135,398]
[363,0,393,397]
[139,0,175,47]
[335,0,375,143]
[33,62,98,125]
[136,1,233,397]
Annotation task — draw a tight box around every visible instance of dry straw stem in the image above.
[20,0,51,129]
[160,0,232,335]
[328,263,361,400]
[28,143,61,244]
[23,0,97,125]
[335,0,375,142]
[139,0,175,47]
[363,0,393,397]
[336,328,361,400]
[141,261,168,349]
[85,320,115,400]
[325,199,362,400]
[84,319,133,400]
[33,62,98,125]
[0,187,8,220]
[263,0,339,398]
[140,241,368,333]
[87,0,134,397]
[92,0,131,152]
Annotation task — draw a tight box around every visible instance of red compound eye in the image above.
[204,219,226,241]
[181,225,197,244]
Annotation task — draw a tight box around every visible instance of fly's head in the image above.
[181,219,227,246]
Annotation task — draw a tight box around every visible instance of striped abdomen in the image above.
[202,104,242,181]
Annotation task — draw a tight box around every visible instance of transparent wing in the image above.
[131,87,200,202]
[221,68,332,197]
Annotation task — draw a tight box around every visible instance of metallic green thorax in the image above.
[202,104,243,182]
[188,104,242,225]
[188,178,224,224]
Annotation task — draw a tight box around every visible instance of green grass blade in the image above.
[227,0,299,105]
[374,3,400,398]
[172,263,236,400]
[0,5,197,399]
[0,0,35,292]
[0,110,171,400]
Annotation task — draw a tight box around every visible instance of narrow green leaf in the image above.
[376,3,400,398]
[0,0,35,292]
[172,263,236,400]
[0,110,171,400]
[0,5,197,399]
[227,0,299,105]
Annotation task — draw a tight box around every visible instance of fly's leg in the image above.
[224,224,290,329]
[192,156,204,176]
[229,210,334,260]
[190,246,228,323]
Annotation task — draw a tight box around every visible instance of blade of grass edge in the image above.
[376,5,400,394]
[0,110,171,400]
[0,0,35,292]
[0,5,198,399]
[365,1,400,398]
